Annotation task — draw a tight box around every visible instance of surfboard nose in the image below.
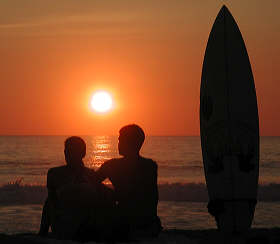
[218,5,235,21]
[221,5,229,12]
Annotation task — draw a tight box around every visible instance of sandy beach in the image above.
[0,228,279,244]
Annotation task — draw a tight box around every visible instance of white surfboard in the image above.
[200,5,259,233]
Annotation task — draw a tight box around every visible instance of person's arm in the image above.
[38,198,50,236]
[39,169,56,236]
[144,160,159,217]
[152,162,159,207]
[83,167,99,185]
[95,160,112,183]
[47,169,58,227]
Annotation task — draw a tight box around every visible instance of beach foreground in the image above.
[0,229,279,244]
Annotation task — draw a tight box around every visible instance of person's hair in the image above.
[64,136,86,158]
[119,124,145,149]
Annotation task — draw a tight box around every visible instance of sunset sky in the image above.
[1,0,279,136]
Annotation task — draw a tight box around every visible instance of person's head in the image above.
[64,136,86,166]
[118,124,145,157]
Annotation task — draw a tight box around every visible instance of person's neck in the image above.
[67,160,84,168]
[123,153,141,160]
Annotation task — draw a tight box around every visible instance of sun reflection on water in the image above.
[84,136,118,170]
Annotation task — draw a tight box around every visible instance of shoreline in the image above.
[0,228,279,244]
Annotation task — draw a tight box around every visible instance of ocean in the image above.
[0,136,279,234]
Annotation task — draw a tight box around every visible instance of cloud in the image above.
[0,23,42,29]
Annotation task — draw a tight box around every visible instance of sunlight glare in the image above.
[90,91,113,113]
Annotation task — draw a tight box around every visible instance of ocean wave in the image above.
[159,183,207,201]
[159,165,203,170]
[0,160,56,166]
[260,161,280,168]
[0,180,280,205]
[0,179,47,205]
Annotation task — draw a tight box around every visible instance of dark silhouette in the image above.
[39,136,115,241]
[96,124,162,238]
[200,5,259,236]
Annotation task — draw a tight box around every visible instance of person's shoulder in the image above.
[98,158,119,172]
[141,157,158,169]
[47,166,68,188]
[141,156,157,164]
[83,166,96,173]
[47,165,67,177]
[83,166,97,177]
[102,158,121,166]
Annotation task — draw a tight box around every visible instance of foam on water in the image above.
[1,180,280,205]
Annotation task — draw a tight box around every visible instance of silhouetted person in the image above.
[39,136,114,241]
[96,124,162,238]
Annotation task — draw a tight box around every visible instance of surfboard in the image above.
[200,5,259,233]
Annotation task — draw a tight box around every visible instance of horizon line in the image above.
[0,134,278,137]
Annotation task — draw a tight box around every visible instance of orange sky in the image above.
[0,0,279,136]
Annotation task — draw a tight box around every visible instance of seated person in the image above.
[39,136,114,241]
[96,124,162,238]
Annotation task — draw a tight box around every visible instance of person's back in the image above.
[47,164,101,212]
[96,125,161,237]
[99,157,158,226]
[39,136,114,241]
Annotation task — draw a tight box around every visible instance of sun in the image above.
[90,91,113,113]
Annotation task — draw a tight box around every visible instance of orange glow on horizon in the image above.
[0,1,279,136]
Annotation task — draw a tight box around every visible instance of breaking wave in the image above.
[0,179,280,205]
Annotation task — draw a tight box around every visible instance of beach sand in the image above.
[0,229,279,244]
